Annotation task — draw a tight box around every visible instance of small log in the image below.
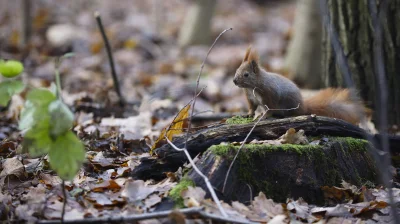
[133,115,371,180]
[187,137,377,205]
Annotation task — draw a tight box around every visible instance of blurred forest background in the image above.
[1,0,400,222]
[1,0,398,131]
[0,0,305,124]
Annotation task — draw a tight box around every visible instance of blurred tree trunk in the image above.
[322,0,400,128]
[284,0,322,89]
[178,0,216,47]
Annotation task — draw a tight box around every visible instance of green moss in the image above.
[169,178,195,208]
[209,142,323,160]
[338,137,369,152]
[225,116,254,125]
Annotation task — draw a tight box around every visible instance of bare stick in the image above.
[320,0,398,222]
[21,0,32,48]
[162,90,228,216]
[61,180,67,223]
[37,207,253,224]
[163,28,232,217]
[184,28,233,150]
[94,11,125,107]
[222,90,300,193]
[165,138,227,217]
[164,87,206,133]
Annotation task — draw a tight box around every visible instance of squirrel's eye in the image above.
[244,73,249,77]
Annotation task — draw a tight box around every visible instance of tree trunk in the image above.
[178,0,216,47]
[284,0,323,89]
[322,0,400,128]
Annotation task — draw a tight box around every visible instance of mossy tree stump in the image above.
[187,137,377,205]
[133,116,386,180]
[133,115,383,204]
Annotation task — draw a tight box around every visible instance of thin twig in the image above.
[54,58,63,100]
[94,11,125,107]
[165,138,228,217]
[162,28,232,218]
[246,183,253,204]
[165,87,206,133]
[222,88,300,193]
[162,90,227,217]
[167,109,214,128]
[36,207,253,224]
[183,28,233,150]
[320,0,399,222]
[39,207,203,224]
[21,0,31,48]
[61,180,67,223]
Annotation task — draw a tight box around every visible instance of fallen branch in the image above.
[36,207,254,224]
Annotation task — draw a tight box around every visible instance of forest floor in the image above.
[0,0,399,223]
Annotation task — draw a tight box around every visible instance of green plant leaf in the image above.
[62,52,75,59]
[48,100,74,137]
[49,83,57,95]
[0,60,24,78]
[19,100,52,131]
[26,88,56,106]
[0,80,25,106]
[23,122,52,156]
[49,132,85,180]
[19,101,36,130]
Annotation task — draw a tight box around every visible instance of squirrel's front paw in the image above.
[242,113,255,118]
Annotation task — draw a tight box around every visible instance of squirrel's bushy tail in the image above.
[303,88,370,124]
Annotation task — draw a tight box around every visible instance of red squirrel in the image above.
[233,47,368,124]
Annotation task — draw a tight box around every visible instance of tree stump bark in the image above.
[187,137,377,205]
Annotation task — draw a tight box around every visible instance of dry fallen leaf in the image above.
[121,179,156,202]
[252,192,284,219]
[144,194,162,208]
[181,186,206,207]
[279,128,309,145]
[0,157,25,179]
[151,104,190,154]
[0,157,26,189]
[91,180,121,192]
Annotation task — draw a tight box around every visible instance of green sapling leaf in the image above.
[61,52,75,59]
[48,100,74,137]
[19,88,56,130]
[49,132,85,180]
[0,60,24,78]
[23,120,52,156]
[26,88,56,106]
[0,80,25,106]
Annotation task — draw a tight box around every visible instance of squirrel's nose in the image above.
[233,79,237,85]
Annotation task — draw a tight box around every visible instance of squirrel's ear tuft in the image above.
[248,49,259,63]
[248,49,260,73]
[243,46,252,62]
